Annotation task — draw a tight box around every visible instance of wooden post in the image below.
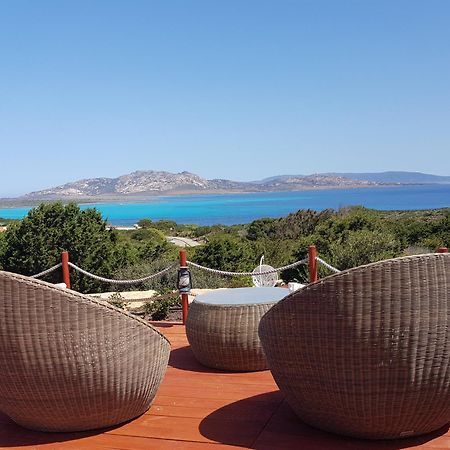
[437,247,449,253]
[308,245,318,283]
[61,251,71,289]
[180,249,189,325]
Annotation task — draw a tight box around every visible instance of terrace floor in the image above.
[1,323,450,449]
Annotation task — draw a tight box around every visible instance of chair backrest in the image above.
[252,264,278,287]
[259,253,450,439]
[264,252,450,335]
[0,270,170,432]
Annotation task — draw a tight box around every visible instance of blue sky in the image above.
[1,0,449,196]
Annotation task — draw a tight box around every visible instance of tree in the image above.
[1,202,120,293]
[246,210,333,241]
[327,229,401,270]
[192,235,256,273]
[246,218,277,241]
[137,218,153,228]
[0,232,6,269]
[136,229,175,261]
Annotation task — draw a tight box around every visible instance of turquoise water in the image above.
[1,185,449,226]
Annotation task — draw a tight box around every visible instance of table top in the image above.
[194,287,288,306]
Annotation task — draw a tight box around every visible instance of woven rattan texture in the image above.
[259,253,450,439]
[186,301,276,371]
[0,271,171,432]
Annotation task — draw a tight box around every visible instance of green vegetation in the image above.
[137,218,198,237]
[0,203,121,292]
[0,217,19,225]
[143,293,181,321]
[1,202,449,294]
[106,292,126,309]
[0,203,178,292]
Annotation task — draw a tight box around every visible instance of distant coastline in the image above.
[2,169,450,209]
[1,185,450,226]
[0,183,395,209]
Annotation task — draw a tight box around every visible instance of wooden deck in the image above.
[1,323,450,449]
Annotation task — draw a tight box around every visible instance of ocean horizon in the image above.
[1,185,449,226]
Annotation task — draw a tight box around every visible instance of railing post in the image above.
[179,249,189,325]
[308,245,318,283]
[61,251,71,289]
[437,247,449,253]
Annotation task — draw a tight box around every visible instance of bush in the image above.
[193,235,256,272]
[143,294,181,321]
[107,292,126,309]
[188,266,252,288]
[328,229,402,270]
[1,202,120,293]
[112,258,179,292]
[137,219,153,228]
[0,233,6,270]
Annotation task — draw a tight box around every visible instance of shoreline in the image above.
[0,183,426,209]
[1,185,449,227]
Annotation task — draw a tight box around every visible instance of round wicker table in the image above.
[186,287,288,371]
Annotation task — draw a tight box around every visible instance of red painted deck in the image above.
[1,323,450,449]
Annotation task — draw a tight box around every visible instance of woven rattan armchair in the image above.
[259,253,450,439]
[0,271,170,432]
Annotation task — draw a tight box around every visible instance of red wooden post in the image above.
[61,251,71,289]
[308,245,318,283]
[437,247,449,253]
[180,249,189,325]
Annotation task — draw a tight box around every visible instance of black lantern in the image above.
[177,266,192,293]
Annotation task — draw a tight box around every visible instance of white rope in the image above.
[316,257,341,273]
[67,262,177,285]
[30,263,63,279]
[186,258,308,277]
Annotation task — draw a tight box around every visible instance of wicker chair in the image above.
[259,253,450,439]
[0,271,171,432]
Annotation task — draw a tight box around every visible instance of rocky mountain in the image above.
[325,171,450,184]
[22,170,375,200]
[11,170,450,202]
[256,174,373,189]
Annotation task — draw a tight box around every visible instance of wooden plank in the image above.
[41,434,244,449]
[106,415,262,448]
[151,394,281,410]
[156,384,276,402]
[148,400,277,421]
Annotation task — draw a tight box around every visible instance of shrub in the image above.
[107,292,126,309]
[1,202,120,293]
[137,219,153,228]
[192,235,256,273]
[112,259,179,292]
[0,233,6,270]
[328,229,402,270]
[143,293,181,321]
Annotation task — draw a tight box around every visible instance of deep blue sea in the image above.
[1,185,449,226]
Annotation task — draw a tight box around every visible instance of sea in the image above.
[1,185,449,226]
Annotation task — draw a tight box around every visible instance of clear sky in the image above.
[1,0,450,196]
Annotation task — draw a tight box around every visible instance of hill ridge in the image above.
[22,170,374,199]
[15,170,450,201]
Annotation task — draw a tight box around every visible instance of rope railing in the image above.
[316,257,341,274]
[23,245,448,328]
[186,257,309,277]
[67,261,177,285]
[29,251,339,286]
[30,263,63,279]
